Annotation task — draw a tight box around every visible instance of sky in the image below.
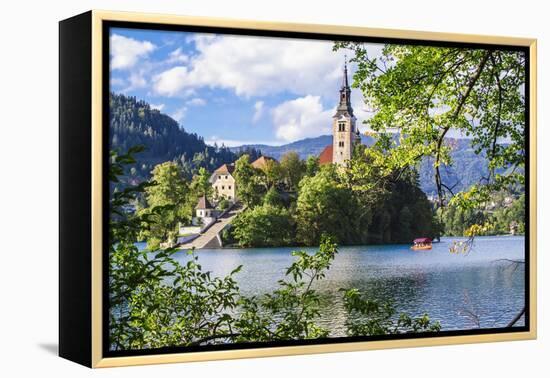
[109,27,383,147]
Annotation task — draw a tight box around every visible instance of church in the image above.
[319,59,361,166]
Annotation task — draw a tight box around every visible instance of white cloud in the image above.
[150,103,165,111]
[252,101,264,123]
[153,66,189,96]
[271,95,333,143]
[152,34,375,98]
[167,48,189,64]
[186,98,206,106]
[124,69,148,91]
[171,107,188,123]
[110,77,125,87]
[110,34,156,70]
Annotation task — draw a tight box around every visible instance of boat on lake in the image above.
[412,237,432,250]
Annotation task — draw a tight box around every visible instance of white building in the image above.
[193,195,217,227]
[210,163,237,202]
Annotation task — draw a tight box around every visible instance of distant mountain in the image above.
[231,135,376,160]
[233,135,333,159]
[109,92,490,195]
[231,135,490,196]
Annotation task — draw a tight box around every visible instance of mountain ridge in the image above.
[109,92,488,195]
[230,135,489,195]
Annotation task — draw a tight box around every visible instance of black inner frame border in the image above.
[101,19,531,359]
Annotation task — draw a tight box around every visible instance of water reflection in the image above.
[169,236,525,336]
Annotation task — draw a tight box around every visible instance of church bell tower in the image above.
[332,57,360,166]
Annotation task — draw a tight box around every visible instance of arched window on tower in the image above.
[338,122,346,132]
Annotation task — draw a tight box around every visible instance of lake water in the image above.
[170,236,525,336]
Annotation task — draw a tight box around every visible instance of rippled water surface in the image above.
[170,236,525,335]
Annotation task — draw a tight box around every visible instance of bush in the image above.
[231,204,295,247]
[263,187,284,207]
[218,198,231,211]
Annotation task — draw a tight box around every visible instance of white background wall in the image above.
[0,0,547,376]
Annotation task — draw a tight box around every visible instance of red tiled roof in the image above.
[318,145,333,165]
[251,156,277,169]
[214,163,235,174]
[196,195,214,209]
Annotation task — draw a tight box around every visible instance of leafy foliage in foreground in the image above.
[109,148,441,351]
[343,289,441,336]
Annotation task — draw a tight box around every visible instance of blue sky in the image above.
[109,27,382,147]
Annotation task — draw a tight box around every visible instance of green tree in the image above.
[231,204,294,247]
[295,166,370,246]
[187,166,213,214]
[218,198,231,211]
[260,159,283,190]
[263,186,285,207]
[355,164,438,244]
[280,151,306,191]
[491,194,525,234]
[398,206,413,243]
[305,155,320,177]
[234,154,263,207]
[189,167,212,198]
[297,145,438,245]
[437,202,487,236]
[138,161,190,248]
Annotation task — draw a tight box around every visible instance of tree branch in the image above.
[489,52,504,182]
[506,307,525,328]
[435,51,492,206]
[187,332,241,346]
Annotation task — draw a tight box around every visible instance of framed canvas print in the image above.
[59,10,537,368]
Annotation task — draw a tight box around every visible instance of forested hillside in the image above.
[109,93,253,183]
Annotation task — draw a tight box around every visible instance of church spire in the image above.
[334,56,354,118]
[341,55,349,89]
[330,56,358,166]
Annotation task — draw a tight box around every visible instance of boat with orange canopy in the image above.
[411,237,432,251]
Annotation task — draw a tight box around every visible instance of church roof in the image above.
[251,156,277,169]
[214,163,235,175]
[319,145,333,165]
[341,55,350,88]
[334,57,355,119]
[195,195,214,210]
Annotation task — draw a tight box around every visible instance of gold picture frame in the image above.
[59,9,537,368]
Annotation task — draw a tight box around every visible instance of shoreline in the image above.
[176,234,525,252]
